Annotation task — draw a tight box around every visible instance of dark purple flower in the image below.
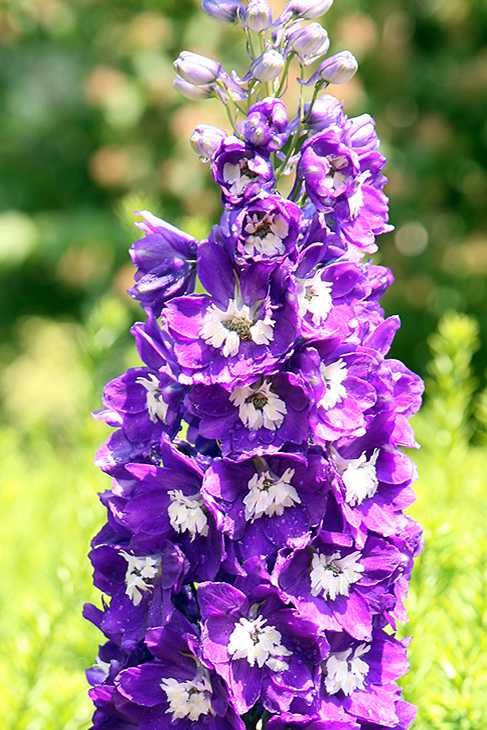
[212,136,274,206]
[129,211,197,313]
[203,451,328,560]
[188,371,311,456]
[163,242,299,385]
[216,194,302,267]
[274,528,403,641]
[103,440,225,581]
[86,539,187,650]
[198,582,325,714]
[99,367,183,442]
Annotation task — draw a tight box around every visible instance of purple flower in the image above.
[212,136,274,205]
[163,241,299,384]
[103,440,225,581]
[102,612,245,728]
[86,539,187,650]
[238,98,290,154]
[188,371,310,456]
[198,582,325,714]
[99,367,183,442]
[216,194,302,266]
[317,630,411,728]
[202,451,328,560]
[274,527,403,640]
[129,211,197,313]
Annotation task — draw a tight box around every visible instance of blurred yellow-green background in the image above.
[0,0,486,728]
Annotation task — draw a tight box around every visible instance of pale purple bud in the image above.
[304,93,345,131]
[173,76,215,100]
[287,22,330,65]
[250,49,285,82]
[202,0,242,22]
[316,50,358,83]
[190,124,227,162]
[242,0,272,32]
[285,0,334,19]
[174,51,222,86]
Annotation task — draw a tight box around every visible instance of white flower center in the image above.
[310,550,364,601]
[348,171,371,219]
[228,614,291,671]
[223,159,257,195]
[323,154,349,196]
[297,271,333,326]
[168,490,209,540]
[324,644,370,696]
[243,212,289,257]
[119,551,160,606]
[200,299,274,358]
[337,450,380,506]
[136,374,168,424]
[319,359,348,410]
[230,381,287,431]
[244,468,301,522]
[161,669,213,722]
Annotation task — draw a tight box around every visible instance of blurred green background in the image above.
[0,0,486,728]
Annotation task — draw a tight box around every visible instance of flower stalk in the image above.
[85,2,423,729]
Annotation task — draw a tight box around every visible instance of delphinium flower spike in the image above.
[85,2,423,728]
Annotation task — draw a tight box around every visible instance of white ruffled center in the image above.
[319,359,348,410]
[297,270,333,326]
[310,550,364,600]
[161,669,213,722]
[337,449,380,506]
[200,298,274,358]
[228,614,291,671]
[230,380,287,431]
[322,154,350,197]
[168,490,209,540]
[243,211,289,257]
[324,644,370,696]
[223,159,257,195]
[119,551,160,606]
[136,374,168,423]
[244,467,300,522]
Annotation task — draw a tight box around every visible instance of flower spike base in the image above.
[85,1,423,728]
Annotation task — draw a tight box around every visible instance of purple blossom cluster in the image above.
[85,2,423,728]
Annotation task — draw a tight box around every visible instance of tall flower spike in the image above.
[86,3,422,729]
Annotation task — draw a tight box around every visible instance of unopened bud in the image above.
[190,124,227,161]
[202,0,242,22]
[250,49,285,82]
[285,0,334,19]
[316,51,358,84]
[174,51,222,86]
[173,76,215,100]
[304,94,344,131]
[243,0,272,32]
[287,22,330,65]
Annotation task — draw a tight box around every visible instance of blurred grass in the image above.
[0,308,485,728]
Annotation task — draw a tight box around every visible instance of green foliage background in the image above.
[0,0,486,727]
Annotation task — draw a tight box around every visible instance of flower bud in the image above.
[242,0,272,32]
[174,51,222,86]
[190,124,227,162]
[285,0,334,19]
[173,76,215,100]
[304,93,345,131]
[287,22,330,65]
[201,0,242,22]
[316,51,358,84]
[250,49,285,83]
